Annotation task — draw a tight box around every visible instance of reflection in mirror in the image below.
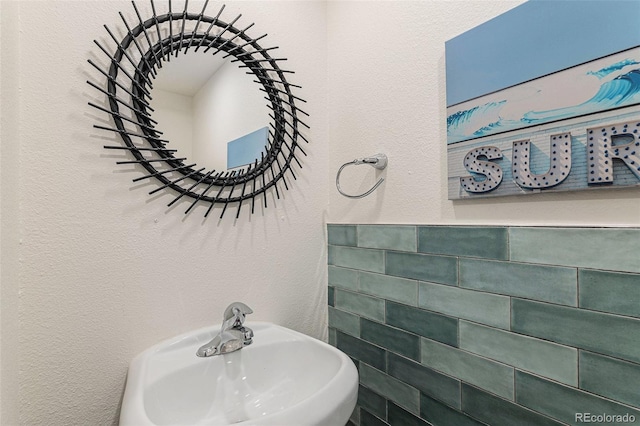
[150,52,269,172]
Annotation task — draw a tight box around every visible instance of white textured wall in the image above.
[1,1,21,424]
[150,89,194,166]
[0,1,327,425]
[326,1,640,226]
[193,60,270,170]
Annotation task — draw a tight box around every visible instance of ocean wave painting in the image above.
[447,48,640,145]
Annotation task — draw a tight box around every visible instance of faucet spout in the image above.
[196,302,254,357]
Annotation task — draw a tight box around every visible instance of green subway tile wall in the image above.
[328,225,640,426]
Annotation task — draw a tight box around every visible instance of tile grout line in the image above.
[508,227,513,333]
[507,225,512,262]
[509,295,513,332]
[575,267,580,392]
[577,348,580,391]
[575,267,580,308]
[459,371,464,415]
[513,356,517,404]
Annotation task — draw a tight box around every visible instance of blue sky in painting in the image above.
[445,0,640,107]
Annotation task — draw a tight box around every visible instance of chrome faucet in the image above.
[196,302,254,357]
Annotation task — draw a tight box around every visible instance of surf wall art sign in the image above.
[446,0,640,199]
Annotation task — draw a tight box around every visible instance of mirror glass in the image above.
[150,52,270,172]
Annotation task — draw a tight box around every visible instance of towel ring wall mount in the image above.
[336,153,388,199]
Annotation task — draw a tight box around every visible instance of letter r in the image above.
[587,121,640,184]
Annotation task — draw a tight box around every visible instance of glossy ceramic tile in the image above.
[386,252,458,285]
[336,331,385,371]
[510,227,640,273]
[327,224,357,246]
[515,371,640,426]
[460,258,577,306]
[358,385,387,420]
[360,363,420,415]
[328,286,335,307]
[579,269,640,318]
[328,327,336,346]
[512,298,640,364]
[328,224,640,426]
[418,226,508,260]
[421,338,515,400]
[421,393,485,426]
[335,289,385,322]
[579,351,640,409]
[359,272,418,306]
[387,352,462,410]
[388,402,430,426]
[358,225,417,252]
[459,321,578,386]
[350,404,360,425]
[361,318,420,361]
[328,306,360,337]
[462,383,564,426]
[419,282,510,329]
[360,409,389,426]
[385,301,458,347]
[328,245,385,273]
[328,266,359,291]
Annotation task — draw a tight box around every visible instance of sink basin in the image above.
[120,322,358,425]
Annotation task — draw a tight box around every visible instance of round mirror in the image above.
[89,0,308,218]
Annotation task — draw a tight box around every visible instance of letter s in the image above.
[460,146,503,193]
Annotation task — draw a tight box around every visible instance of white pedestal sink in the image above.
[120,322,358,425]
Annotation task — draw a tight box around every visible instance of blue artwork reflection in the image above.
[227,127,268,169]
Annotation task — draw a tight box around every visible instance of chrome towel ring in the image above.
[336,153,388,199]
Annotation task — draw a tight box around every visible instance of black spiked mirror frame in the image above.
[89,0,308,218]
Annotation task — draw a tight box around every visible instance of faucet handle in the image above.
[223,302,253,326]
